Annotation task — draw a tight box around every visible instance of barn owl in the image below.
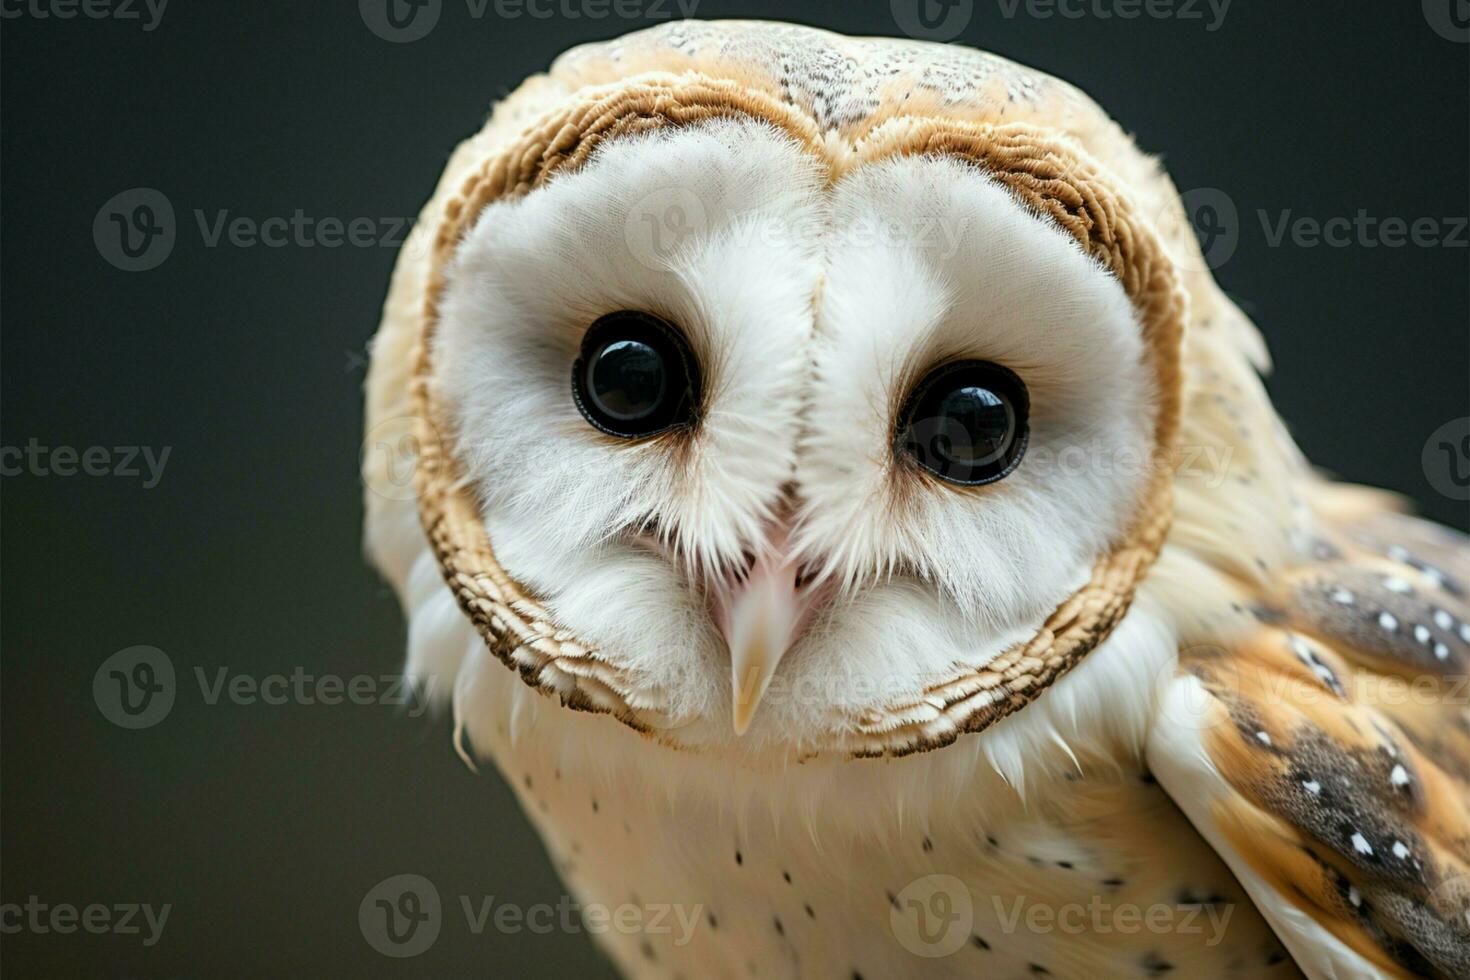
[362,20,1469,979]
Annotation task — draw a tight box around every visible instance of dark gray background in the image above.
[2,1,1466,976]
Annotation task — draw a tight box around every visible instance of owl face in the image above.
[431,115,1161,755]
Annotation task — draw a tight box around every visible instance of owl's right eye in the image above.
[572,310,699,438]
[897,360,1030,486]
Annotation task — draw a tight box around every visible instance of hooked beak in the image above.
[708,531,828,736]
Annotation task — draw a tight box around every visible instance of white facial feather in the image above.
[438,118,828,728]
[799,155,1155,625]
[432,119,1158,752]
[432,585,1176,840]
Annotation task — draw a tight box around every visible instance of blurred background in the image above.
[2,1,1466,975]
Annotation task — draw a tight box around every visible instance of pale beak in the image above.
[722,551,803,735]
[709,532,829,735]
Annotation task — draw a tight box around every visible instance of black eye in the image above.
[898,360,1029,486]
[572,310,699,438]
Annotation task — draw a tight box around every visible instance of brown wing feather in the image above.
[1181,506,1470,978]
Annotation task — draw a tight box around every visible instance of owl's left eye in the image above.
[898,360,1030,486]
[572,310,699,438]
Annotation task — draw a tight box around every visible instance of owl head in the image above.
[365,21,1242,765]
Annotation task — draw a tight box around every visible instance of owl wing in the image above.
[1146,496,1470,979]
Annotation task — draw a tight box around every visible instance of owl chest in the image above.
[478,720,1294,980]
